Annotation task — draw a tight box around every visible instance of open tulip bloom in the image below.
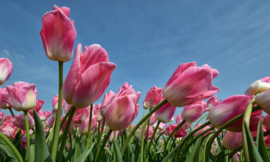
[1,5,270,162]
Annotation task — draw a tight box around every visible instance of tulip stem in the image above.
[139,109,147,162]
[242,97,256,162]
[86,104,93,149]
[57,106,76,162]
[23,110,30,162]
[121,99,168,155]
[95,129,113,162]
[203,106,261,162]
[51,61,64,161]
[0,132,23,162]
[146,120,160,158]
[8,108,14,116]
[60,107,71,129]
[97,117,105,151]
[165,119,186,150]
[194,113,208,126]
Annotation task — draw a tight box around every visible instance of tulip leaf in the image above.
[12,130,25,159]
[243,122,263,162]
[0,117,6,126]
[256,120,270,162]
[75,142,95,162]
[161,144,180,162]
[29,142,35,162]
[33,110,53,162]
[0,138,17,162]
[113,139,123,162]
[186,136,202,162]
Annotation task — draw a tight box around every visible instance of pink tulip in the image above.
[35,110,51,121]
[79,115,97,135]
[143,86,163,109]
[6,82,37,111]
[175,115,191,130]
[162,62,219,107]
[0,122,16,138]
[61,116,76,134]
[193,124,212,137]
[0,112,4,121]
[153,122,167,130]
[181,101,207,123]
[100,91,116,117]
[1,88,11,109]
[40,5,76,62]
[222,131,242,150]
[73,107,90,126]
[28,99,45,115]
[208,95,263,132]
[137,126,154,141]
[109,131,119,142]
[94,104,102,121]
[149,113,157,125]
[46,117,55,128]
[165,124,187,138]
[105,82,141,130]
[12,113,35,130]
[206,96,219,111]
[245,77,270,96]
[0,58,13,85]
[63,44,116,108]
[52,94,65,110]
[155,101,176,123]
[256,89,270,114]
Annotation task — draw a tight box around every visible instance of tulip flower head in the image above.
[100,91,116,117]
[6,82,37,111]
[40,5,77,62]
[1,88,11,109]
[143,86,163,109]
[155,101,176,123]
[181,101,207,123]
[222,131,242,150]
[63,44,116,108]
[0,58,13,85]
[245,77,270,96]
[162,62,219,107]
[256,89,270,114]
[165,124,187,138]
[175,115,191,130]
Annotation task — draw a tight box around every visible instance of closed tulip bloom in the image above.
[0,58,13,85]
[193,124,212,137]
[28,99,45,115]
[162,62,219,107]
[256,89,270,114]
[79,115,97,135]
[6,82,37,111]
[12,113,35,130]
[61,117,76,134]
[46,117,55,128]
[222,131,242,150]
[181,101,207,123]
[165,124,187,138]
[209,95,262,132]
[63,44,116,108]
[0,121,17,138]
[94,104,102,121]
[100,91,116,117]
[137,126,154,141]
[40,5,76,62]
[206,96,219,111]
[65,104,90,125]
[149,113,157,125]
[245,77,270,96]
[105,82,141,130]
[143,86,162,109]
[52,94,65,110]
[153,122,167,130]
[155,101,176,123]
[1,88,11,109]
[176,115,191,130]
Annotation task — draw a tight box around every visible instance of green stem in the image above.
[86,104,93,149]
[203,106,261,162]
[0,132,23,162]
[97,117,105,150]
[60,107,71,129]
[194,113,208,126]
[95,129,113,162]
[51,61,64,161]
[57,106,76,162]
[165,119,186,150]
[24,111,30,162]
[121,99,168,155]
[140,109,147,162]
[146,121,160,156]
[9,108,14,116]
[242,97,256,162]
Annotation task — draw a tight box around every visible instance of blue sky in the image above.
[1,1,270,124]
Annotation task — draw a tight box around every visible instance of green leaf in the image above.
[0,138,17,162]
[75,142,95,162]
[161,144,180,162]
[74,135,81,161]
[29,142,35,162]
[33,110,52,162]
[104,147,113,157]
[186,136,202,162]
[256,120,270,162]
[243,122,263,162]
[113,139,123,162]
[12,130,25,159]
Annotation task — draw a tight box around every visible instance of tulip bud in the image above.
[162,62,219,107]
[100,91,116,117]
[79,116,97,135]
[105,82,141,130]
[28,100,45,115]
[165,124,187,138]
[143,86,162,109]
[256,89,270,114]
[155,102,176,123]
[52,94,65,110]
[175,115,191,130]
[6,82,37,111]
[12,113,35,130]
[206,96,219,111]
[46,117,55,128]
[0,58,13,85]
[1,88,11,109]
[222,131,242,150]
[61,117,76,134]
[94,104,102,121]
[245,77,270,96]
[181,101,207,123]
[40,5,76,62]
[149,113,157,125]
[63,44,116,108]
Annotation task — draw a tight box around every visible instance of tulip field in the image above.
[1,5,270,162]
